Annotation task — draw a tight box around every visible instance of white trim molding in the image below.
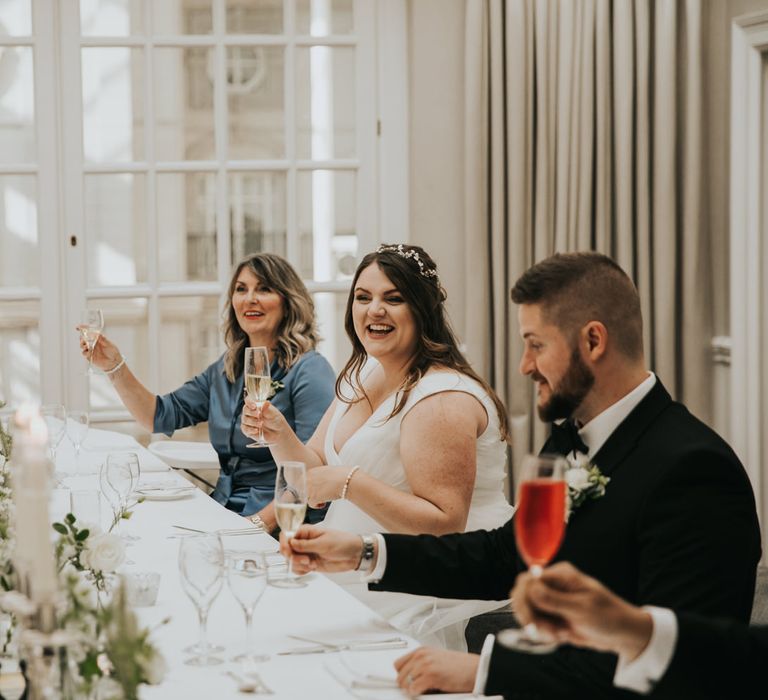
[730,11,768,556]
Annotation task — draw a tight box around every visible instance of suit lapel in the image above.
[590,380,673,477]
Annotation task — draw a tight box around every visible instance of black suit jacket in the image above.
[372,380,761,699]
[651,614,768,699]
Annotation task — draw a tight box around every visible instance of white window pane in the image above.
[296,0,353,36]
[0,46,35,163]
[0,299,39,406]
[227,46,285,159]
[158,296,222,395]
[153,0,211,35]
[87,298,148,411]
[314,291,350,374]
[84,173,147,286]
[0,0,30,35]
[82,48,145,163]
[297,170,356,281]
[226,0,283,34]
[157,172,217,283]
[154,47,214,161]
[0,175,37,287]
[80,0,143,36]
[296,46,355,159]
[228,171,286,263]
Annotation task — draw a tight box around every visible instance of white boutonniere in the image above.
[269,379,285,399]
[565,453,610,520]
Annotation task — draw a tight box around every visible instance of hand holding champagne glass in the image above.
[500,454,567,653]
[243,346,274,448]
[273,461,308,588]
[81,309,104,375]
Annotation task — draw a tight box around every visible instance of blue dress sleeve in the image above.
[153,365,214,436]
[289,352,336,442]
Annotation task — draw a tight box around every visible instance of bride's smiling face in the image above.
[352,263,417,363]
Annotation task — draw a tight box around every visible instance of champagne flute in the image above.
[67,410,89,472]
[227,551,269,663]
[500,454,567,654]
[243,346,274,448]
[81,309,104,375]
[178,534,225,666]
[272,460,308,588]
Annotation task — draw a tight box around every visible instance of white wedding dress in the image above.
[321,362,514,651]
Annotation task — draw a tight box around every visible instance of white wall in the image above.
[406,0,468,342]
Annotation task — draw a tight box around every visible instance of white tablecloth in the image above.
[57,428,498,699]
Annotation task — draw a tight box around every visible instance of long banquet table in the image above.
[54,428,498,699]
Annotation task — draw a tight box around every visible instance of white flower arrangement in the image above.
[565,453,610,520]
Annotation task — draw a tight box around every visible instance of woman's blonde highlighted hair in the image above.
[223,253,319,382]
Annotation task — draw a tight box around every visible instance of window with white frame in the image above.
[0,0,403,428]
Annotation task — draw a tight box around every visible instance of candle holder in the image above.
[19,627,74,700]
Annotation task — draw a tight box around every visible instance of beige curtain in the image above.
[464,0,709,481]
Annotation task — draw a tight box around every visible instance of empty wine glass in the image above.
[178,534,225,666]
[227,551,269,663]
[67,410,89,472]
[41,403,66,470]
[500,454,567,654]
[272,461,308,588]
[81,309,104,375]
[243,346,274,448]
[104,452,140,541]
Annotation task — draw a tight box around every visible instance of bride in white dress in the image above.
[243,244,514,650]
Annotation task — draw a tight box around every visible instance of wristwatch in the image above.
[356,534,376,573]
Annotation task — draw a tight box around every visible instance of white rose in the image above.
[142,651,168,685]
[565,467,590,490]
[85,533,125,573]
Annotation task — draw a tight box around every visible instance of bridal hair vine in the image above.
[376,243,439,280]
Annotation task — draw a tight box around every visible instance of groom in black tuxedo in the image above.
[285,252,761,699]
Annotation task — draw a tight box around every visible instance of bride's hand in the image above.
[76,326,122,372]
[241,400,292,443]
[307,465,350,508]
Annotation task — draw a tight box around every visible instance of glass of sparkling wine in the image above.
[499,454,567,654]
[272,460,308,588]
[81,309,104,375]
[243,346,274,448]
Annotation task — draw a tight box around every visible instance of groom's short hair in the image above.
[511,252,643,360]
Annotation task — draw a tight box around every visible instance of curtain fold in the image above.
[464,0,709,484]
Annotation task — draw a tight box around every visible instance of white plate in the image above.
[137,487,196,501]
[148,441,220,471]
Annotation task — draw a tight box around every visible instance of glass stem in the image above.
[197,607,210,654]
[244,608,254,650]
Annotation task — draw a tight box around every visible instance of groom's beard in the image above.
[535,348,595,422]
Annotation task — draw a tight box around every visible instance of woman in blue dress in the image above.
[78,253,335,529]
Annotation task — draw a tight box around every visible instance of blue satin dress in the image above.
[153,350,335,520]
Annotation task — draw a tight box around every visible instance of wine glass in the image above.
[227,551,269,663]
[271,461,308,588]
[106,452,140,541]
[243,346,274,448]
[41,403,66,471]
[67,410,89,472]
[81,309,104,375]
[178,534,225,666]
[501,454,567,654]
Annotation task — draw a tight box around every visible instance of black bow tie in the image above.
[549,419,588,457]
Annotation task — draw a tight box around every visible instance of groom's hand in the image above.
[394,647,478,696]
[280,525,366,574]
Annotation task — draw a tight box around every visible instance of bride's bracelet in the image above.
[340,465,360,500]
[103,355,126,376]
